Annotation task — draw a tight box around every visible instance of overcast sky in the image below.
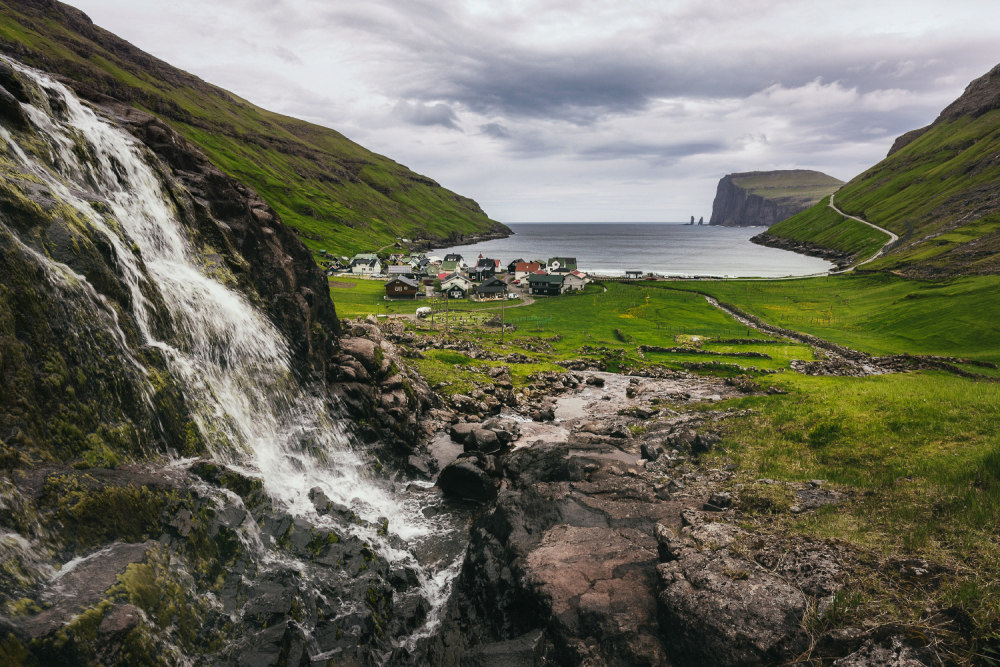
[65,0,1000,222]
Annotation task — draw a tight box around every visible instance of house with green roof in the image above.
[527,272,564,296]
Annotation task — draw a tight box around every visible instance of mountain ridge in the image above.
[0,0,509,256]
[760,61,1000,276]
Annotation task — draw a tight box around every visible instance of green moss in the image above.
[0,633,28,666]
[111,550,214,650]
[307,528,340,560]
[41,475,167,550]
[5,597,41,616]
[76,433,121,469]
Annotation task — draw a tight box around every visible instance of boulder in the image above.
[437,457,498,502]
[340,337,379,373]
[0,83,29,131]
[656,517,809,665]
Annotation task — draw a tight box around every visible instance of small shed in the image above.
[562,271,587,292]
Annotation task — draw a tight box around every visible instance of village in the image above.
[320,250,591,302]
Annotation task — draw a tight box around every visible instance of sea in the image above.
[434,222,833,278]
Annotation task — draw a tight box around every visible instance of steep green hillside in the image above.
[760,197,889,261]
[0,0,508,256]
[764,64,1000,275]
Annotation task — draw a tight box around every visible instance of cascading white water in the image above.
[0,57,462,646]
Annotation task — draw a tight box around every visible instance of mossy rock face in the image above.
[36,472,170,553]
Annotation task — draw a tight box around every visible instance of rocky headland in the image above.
[709,170,843,227]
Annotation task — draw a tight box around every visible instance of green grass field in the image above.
[663,273,1000,362]
[393,274,1000,656]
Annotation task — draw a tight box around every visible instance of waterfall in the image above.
[0,57,460,648]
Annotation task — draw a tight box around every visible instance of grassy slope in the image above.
[766,90,1000,274]
[0,0,508,257]
[764,196,889,259]
[834,109,1000,274]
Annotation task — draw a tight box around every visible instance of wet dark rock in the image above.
[0,83,29,131]
[707,491,732,509]
[458,628,547,666]
[437,457,498,502]
[532,406,555,422]
[640,442,662,461]
[0,61,29,102]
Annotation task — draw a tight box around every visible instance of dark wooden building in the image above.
[384,276,419,300]
[527,273,564,296]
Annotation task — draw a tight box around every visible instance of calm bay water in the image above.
[436,223,833,278]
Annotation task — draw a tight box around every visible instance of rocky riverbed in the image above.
[391,340,938,665]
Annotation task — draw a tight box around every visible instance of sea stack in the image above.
[709,169,843,227]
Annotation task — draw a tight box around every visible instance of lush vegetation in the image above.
[763,105,1000,275]
[764,196,889,260]
[0,1,507,258]
[665,273,1000,362]
[394,274,1000,658]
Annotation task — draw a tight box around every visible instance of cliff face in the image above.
[709,170,843,227]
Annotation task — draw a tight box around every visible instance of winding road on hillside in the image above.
[828,193,899,269]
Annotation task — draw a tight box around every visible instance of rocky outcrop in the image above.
[655,514,809,665]
[709,170,843,227]
[0,461,421,665]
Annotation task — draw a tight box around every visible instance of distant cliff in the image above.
[709,170,843,227]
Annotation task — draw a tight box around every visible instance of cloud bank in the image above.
[67,0,1000,221]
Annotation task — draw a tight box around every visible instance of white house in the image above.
[440,272,473,292]
[562,270,587,292]
[350,254,383,275]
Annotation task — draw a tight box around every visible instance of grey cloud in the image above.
[273,46,302,65]
[480,122,511,139]
[578,141,728,162]
[393,101,461,129]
